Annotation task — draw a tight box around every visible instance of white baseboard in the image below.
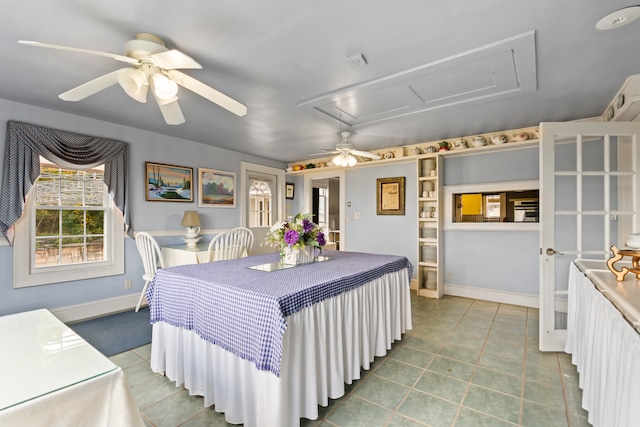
[444,283,539,308]
[51,293,145,323]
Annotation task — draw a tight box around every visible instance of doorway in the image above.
[304,170,346,250]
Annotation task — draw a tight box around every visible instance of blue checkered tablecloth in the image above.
[147,250,413,376]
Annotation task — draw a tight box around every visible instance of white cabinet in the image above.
[417,155,444,298]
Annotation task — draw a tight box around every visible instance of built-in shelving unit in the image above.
[416,154,444,298]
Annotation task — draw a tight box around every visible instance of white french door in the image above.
[539,121,640,351]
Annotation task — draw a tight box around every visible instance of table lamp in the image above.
[181,211,201,247]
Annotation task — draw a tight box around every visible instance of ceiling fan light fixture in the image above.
[117,68,148,103]
[332,153,358,167]
[151,72,178,100]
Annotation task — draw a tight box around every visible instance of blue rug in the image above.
[68,307,152,357]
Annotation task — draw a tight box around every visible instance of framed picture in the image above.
[198,168,236,208]
[285,182,295,199]
[145,162,193,202]
[376,177,405,215]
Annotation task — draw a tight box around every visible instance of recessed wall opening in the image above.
[443,180,539,231]
[452,189,539,223]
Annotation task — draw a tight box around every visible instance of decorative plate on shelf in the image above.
[383,151,394,159]
[617,94,625,109]
[606,106,614,121]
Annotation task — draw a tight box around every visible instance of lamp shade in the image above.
[117,69,148,103]
[332,153,358,167]
[181,211,201,227]
[151,72,179,100]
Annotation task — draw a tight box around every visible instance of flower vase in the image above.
[282,245,315,265]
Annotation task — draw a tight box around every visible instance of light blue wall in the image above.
[443,148,540,296]
[343,162,418,269]
[0,98,285,316]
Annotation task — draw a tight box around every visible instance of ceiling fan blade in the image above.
[167,70,247,117]
[18,40,140,65]
[150,49,202,70]
[59,69,125,101]
[151,89,185,125]
[308,150,339,157]
[351,149,382,160]
[156,98,185,125]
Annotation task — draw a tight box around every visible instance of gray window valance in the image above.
[0,121,133,245]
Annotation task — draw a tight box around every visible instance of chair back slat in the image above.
[207,228,254,262]
[135,232,165,281]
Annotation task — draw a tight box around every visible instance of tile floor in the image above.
[110,293,591,426]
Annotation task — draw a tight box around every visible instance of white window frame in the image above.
[13,175,124,288]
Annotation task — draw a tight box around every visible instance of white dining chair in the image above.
[232,226,254,256]
[134,231,165,312]
[207,227,254,262]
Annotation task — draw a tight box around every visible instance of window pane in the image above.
[36,168,60,206]
[35,209,59,236]
[35,237,61,266]
[60,172,84,206]
[87,236,104,261]
[86,210,104,234]
[85,177,105,206]
[61,210,84,236]
[61,237,84,265]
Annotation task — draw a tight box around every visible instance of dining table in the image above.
[146,249,413,427]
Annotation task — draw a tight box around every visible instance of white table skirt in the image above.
[0,367,143,427]
[150,268,412,426]
[565,262,640,427]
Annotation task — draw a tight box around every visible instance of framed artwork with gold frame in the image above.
[376,177,405,215]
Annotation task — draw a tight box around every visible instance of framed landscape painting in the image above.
[145,162,193,202]
[198,168,236,208]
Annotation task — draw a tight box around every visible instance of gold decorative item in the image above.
[606,245,640,281]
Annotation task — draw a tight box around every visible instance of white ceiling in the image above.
[1,1,639,163]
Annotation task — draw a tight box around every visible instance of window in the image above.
[14,159,124,288]
[249,179,272,227]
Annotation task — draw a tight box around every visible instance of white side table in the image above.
[161,242,210,267]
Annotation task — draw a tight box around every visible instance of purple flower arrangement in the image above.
[266,213,326,255]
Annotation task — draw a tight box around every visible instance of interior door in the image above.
[539,121,640,351]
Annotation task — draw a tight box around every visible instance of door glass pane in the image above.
[553,252,572,330]
[582,136,605,172]
[582,215,605,252]
[555,214,576,253]
[616,136,634,173]
[582,176,604,211]
[555,139,576,171]
[555,176,576,211]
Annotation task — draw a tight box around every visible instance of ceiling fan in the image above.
[18,33,247,125]
[310,131,381,167]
